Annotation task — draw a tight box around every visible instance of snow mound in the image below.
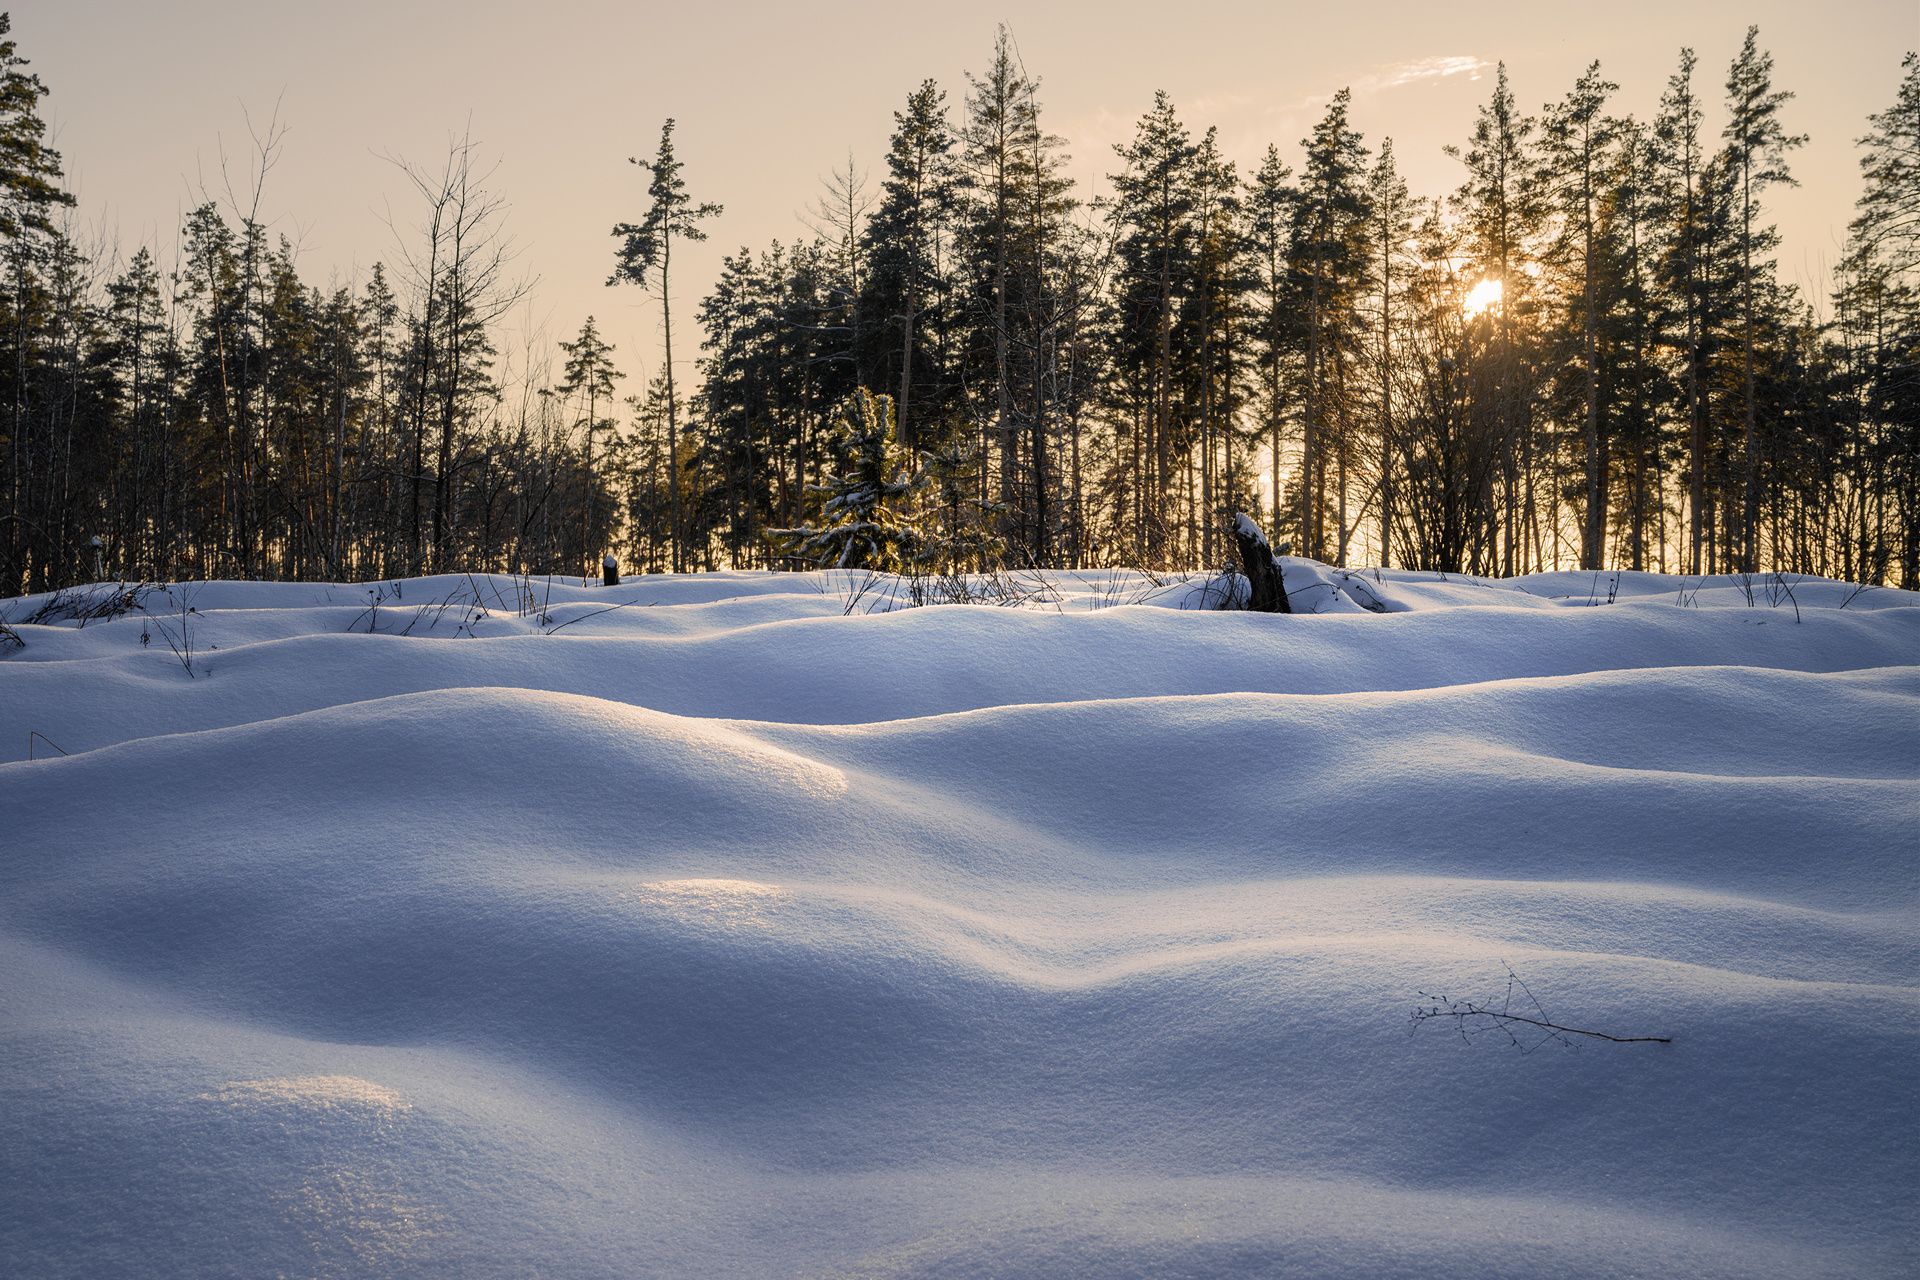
[1,567,1915,1277]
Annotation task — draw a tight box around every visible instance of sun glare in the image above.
[1463,278,1504,318]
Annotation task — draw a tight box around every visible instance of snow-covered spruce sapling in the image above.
[774,389,928,573]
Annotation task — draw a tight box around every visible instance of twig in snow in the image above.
[27,730,68,760]
[1836,581,1878,610]
[19,582,157,626]
[541,597,652,634]
[1764,571,1801,623]
[142,585,200,677]
[1411,962,1671,1052]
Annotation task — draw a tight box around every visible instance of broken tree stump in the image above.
[1232,513,1291,613]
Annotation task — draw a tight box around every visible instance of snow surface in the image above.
[1,565,1915,1277]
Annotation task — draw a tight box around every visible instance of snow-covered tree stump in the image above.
[603,554,620,586]
[1233,513,1291,613]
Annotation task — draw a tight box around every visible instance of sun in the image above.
[1463,277,1504,318]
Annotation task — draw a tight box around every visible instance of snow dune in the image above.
[1,566,1915,1277]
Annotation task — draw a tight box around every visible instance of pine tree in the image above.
[1601,117,1671,572]
[861,80,957,452]
[619,373,679,573]
[1540,61,1620,569]
[1840,52,1920,588]
[1244,145,1296,538]
[180,202,248,572]
[1652,47,1714,572]
[1448,64,1545,573]
[1365,139,1415,566]
[0,10,75,592]
[1177,129,1246,563]
[1396,207,1488,572]
[1107,89,1198,564]
[1721,26,1805,571]
[102,248,170,573]
[1011,70,1075,566]
[0,14,68,244]
[611,118,722,572]
[957,28,1058,556]
[313,281,366,579]
[558,315,623,570]
[356,263,402,574]
[1851,53,1920,281]
[1290,89,1371,564]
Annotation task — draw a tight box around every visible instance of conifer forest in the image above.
[3,15,1916,595]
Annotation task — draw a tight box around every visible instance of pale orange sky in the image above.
[19,0,1916,392]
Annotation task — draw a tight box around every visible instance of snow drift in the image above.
[1,565,1914,1277]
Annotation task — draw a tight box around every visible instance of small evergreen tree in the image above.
[557,315,623,566]
[776,389,925,570]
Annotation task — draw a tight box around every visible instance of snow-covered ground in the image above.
[1,564,1915,1277]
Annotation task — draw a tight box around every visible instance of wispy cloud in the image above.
[1275,54,1492,114]
[1052,54,1494,189]
[1226,54,1494,127]
[1372,55,1490,92]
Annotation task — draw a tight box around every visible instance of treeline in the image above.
[2,17,1916,594]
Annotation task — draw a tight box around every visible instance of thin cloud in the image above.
[1284,55,1491,112]
[1373,55,1490,91]
[1044,53,1493,194]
